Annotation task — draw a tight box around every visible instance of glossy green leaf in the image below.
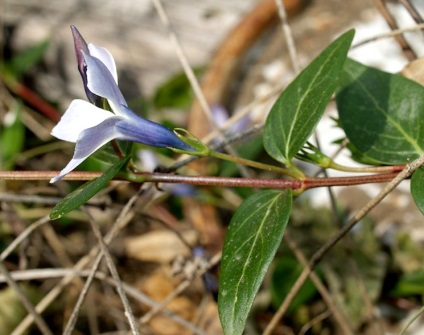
[218,189,292,335]
[411,167,424,215]
[263,29,354,165]
[50,156,130,220]
[345,140,383,166]
[336,59,424,164]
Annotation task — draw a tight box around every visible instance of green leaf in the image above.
[345,140,383,166]
[336,59,424,164]
[153,69,202,109]
[0,102,25,170]
[90,141,133,165]
[263,29,355,165]
[8,40,50,78]
[391,269,424,296]
[411,167,424,215]
[49,156,130,220]
[270,257,318,314]
[218,189,292,335]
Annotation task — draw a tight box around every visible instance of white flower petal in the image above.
[50,116,124,183]
[50,157,86,183]
[84,53,130,118]
[51,99,113,142]
[88,43,118,83]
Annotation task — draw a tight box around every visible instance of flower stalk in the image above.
[209,150,305,180]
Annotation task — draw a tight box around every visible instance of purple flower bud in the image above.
[70,25,100,105]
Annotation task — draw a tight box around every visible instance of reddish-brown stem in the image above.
[111,141,124,159]
[302,172,400,190]
[0,170,402,191]
[6,80,61,122]
[133,172,302,189]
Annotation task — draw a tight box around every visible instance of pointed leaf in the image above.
[218,190,292,335]
[263,30,355,165]
[411,167,424,216]
[336,59,424,164]
[50,156,130,220]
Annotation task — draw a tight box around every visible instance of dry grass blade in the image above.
[399,304,424,335]
[274,0,300,73]
[0,260,53,335]
[86,209,140,335]
[61,240,106,335]
[1,215,50,261]
[298,309,332,335]
[10,187,149,335]
[0,268,207,334]
[284,231,354,335]
[399,0,424,24]
[140,251,221,325]
[352,23,424,49]
[372,0,417,60]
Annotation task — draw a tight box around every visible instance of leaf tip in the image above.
[49,210,62,221]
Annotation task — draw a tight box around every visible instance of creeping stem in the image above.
[0,170,402,191]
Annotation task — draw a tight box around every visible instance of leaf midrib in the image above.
[228,193,280,331]
[346,66,424,156]
[283,41,343,158]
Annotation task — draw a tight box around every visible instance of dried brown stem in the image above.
[11,187,147,335]
[372,0,417,60]
[399,0,424,24]
[0,260,53,335]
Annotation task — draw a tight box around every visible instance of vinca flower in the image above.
[50,26,193,183]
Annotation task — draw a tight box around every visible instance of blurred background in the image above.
[2,0,424,334]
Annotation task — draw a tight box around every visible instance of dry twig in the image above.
[0,260,53,335]
[372,0,417,60]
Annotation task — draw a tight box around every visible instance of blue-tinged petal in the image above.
[211,104,250,135]
[83,52,131,117]
[88,43,118,84]
[50,116,124,183]
[50,158,86,184]
[51,99,113,143]
[70,25,100,105]
[115,106,194,151]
